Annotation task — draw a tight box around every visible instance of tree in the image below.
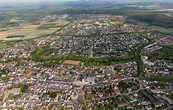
[81,105,87,110]
[17,107,25,110]
[18,83,28,93]
[48,91,58,98]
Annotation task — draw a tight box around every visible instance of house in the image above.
[60,69,65,74]
[16,102,24,108]
[98,92,103,97]
[153,101,163,108]
[162,96,173,105]
[27,71,33,77]
[0,102,6,108]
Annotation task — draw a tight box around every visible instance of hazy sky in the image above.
[0,0,172,4]
[0,0,77,4]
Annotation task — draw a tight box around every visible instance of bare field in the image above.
[49,28,60,30]
[23,25,40,29]
[56,20,70,26]
[0,32,16,40]
[147,5,162,9]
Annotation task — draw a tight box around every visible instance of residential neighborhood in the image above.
[0,13,172,110]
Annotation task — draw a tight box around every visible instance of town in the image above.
[0,13,173,110]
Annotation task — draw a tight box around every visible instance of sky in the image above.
[0,0,78,5]
[0,0,75,3]
[0,0,172,4]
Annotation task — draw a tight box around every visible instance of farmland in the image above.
[0,5,70,40]
[37,20,70,30]
[0,43,7,49]
[0,20,70,40]
[152,26,173,34]
[129,13,173,28]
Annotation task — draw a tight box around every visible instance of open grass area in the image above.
[23,25,40,29]
[0,40,24,50]
[0,28,57,40]
[129,13,173,28]
[0,27,9,32]
[148,44,173,61]
[0,43,7,49]
[38,20,70,30]
[147,75,173,82]
[152,26,173,34]
[56,20,70,26]
[21,29,57,39]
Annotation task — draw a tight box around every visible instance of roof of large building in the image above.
[64,60,80,65]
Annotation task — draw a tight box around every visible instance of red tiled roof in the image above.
[61,70,65,74]
[64,60,80,65]
[27,71,32,77]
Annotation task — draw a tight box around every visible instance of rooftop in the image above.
[64,60,80,65]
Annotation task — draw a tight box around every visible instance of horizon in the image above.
[0,0,173,6]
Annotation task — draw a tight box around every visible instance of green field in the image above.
[0,43,7,49]
[20,29,58,39]
[0,27,58,40]
[148,45,173,61]
[152,26,173,34]
[129,13,173,28]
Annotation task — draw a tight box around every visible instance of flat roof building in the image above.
[64,60,80,65]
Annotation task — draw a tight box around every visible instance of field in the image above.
[0,32,16,40]
[56,20,70,26]
[0,43,7,49]
[38,20,70,29]
[147,5,162,9]
[0,20,70,40]
[152,26,173,34]
[23,25,40,29]
[148,45,173,61]
[0,27,57,40]
[129,13,173,28]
